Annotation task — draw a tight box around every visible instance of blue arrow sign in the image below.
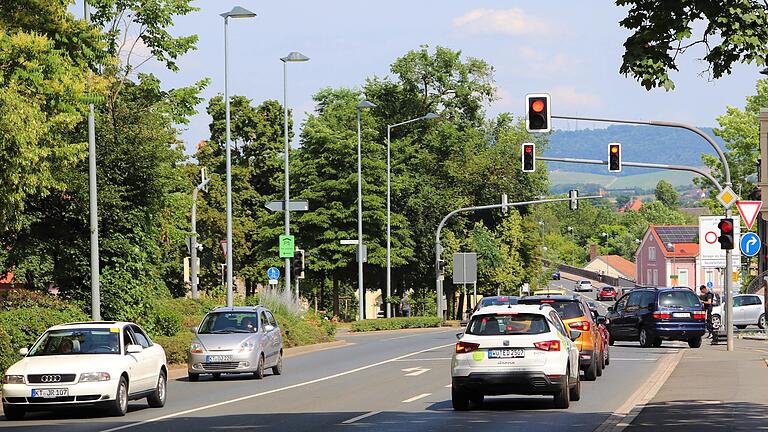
[740,232,760,257]
[267,266,280,280]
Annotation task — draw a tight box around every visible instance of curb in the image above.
[593,348,684,432]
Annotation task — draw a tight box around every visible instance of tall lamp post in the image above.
[281,51,309,298]
[356,100,376,321]
[667,242,676,286]
[385,113,438,317]
[84,0,100,320]
[220,6,256,308]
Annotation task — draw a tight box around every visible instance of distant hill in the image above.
[544,124,725,177]
[548,170,698,192]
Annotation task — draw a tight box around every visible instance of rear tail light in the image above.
[568,321,591,332]
[455,341,480,354]
[693,311,706,320]
[541,299,555,303]
[653,312,671,319]
[533,340,561,351]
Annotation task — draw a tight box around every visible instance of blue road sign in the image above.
[740,232,761,257]
[267,266,280,280]
[706,281,713,289]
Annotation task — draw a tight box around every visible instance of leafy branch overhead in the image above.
[618,0,768,90]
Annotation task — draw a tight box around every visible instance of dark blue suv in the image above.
[606,288,706,348]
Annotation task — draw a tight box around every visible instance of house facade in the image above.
[585,255,636,280]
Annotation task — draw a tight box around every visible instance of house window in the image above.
[652,269,658,286]
[678,269,689,287]
[648,247,656,261]
[647,269,652,284]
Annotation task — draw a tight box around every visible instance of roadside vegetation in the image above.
[350,317,444,332]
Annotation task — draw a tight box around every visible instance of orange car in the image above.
[518,295,605,381]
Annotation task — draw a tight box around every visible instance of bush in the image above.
[154,331,194,365]
[275,311,335,348]
[350,316,443,332]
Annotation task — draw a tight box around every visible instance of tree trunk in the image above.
[332,273,339,317]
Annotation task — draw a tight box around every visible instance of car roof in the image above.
[472,304,554,316]
[520,294,580,302]
[48,321,132,331]
[209,306,269,313]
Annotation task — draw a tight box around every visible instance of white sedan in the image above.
[2,321,167,420]
[451,304,582,410]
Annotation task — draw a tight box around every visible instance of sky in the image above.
[78,0,763,155]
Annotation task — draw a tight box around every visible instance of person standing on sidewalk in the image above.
[699,285,714,338]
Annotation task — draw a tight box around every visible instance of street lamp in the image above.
[667,242,676,286]
[385,113,438,317]
[281,51,309,299]
[356,100,376,321]
[220,6,256,308]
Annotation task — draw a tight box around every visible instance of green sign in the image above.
[279,235,295,258]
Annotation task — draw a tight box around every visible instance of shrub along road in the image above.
[1,327,687,432]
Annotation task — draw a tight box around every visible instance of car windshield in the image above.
[659,291,701,308]
[198,312,259,334]
[467,313,549,336]
[539,301,585,319]
[28,328,120,356]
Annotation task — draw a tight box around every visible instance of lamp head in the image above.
[281,51,310,63]
[421,113,439,120]
[357,100,376,110]
[221,6,257,19]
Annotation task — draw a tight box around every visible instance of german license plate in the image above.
[488,349,525,359]
[672,312,690,318]
[32,388,68,398]
[205,355,232,362]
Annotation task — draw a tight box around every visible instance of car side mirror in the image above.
[456,332,464,340]
[607,306,614,313]
[190,326,198,334]
[18,347,28,356]
[569,330,582,341]
[126,344,143,354]
[264,324,275,332]
[595,316,606,325]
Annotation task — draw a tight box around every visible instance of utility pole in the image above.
[84,0,100,321]
[758,109,768,336]
[190,169,210,299]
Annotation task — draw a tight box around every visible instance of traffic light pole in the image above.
[551,113,734,350]
[434,194,604,319]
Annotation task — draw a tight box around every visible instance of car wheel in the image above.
[188,372,200,382]
[569,369,581,402]
[595,351,603,377]
[253,354,265,379]
[2,403,25,421]
[272,351,283,376]
[712,314,721,329]
[553,372,570,409]
[759,314,766,330]
[688,336,702,348]
[147,371,167,408]
[583,356,598,381]
[736,325,747,330]
[639,328,654,348]
[470,393,484,406]
[652,337,662,348]
[451,387,470,411]
[107,376,129,417]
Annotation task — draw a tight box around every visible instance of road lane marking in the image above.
[341,411,381,424]
[393,357,451,362]
[99,342,454,432]
[445,384,452,388]
[402,367,431,376]
[402,393,431,403]
[609,358,659,361]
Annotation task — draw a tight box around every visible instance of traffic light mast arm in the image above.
[551,114,731,186]
[538,156,724,193]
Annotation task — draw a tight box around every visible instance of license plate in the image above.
[205,355,233,362]
[31,388,68,398]
[672,312,690,318]
[488,349,525,359]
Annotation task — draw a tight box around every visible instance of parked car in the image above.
[597,286,618,301]
[472,296,519,313]
[518,295,605,381]
[574,280,593,292]
[712,294,765,330]
[552,271,561,280]
[188,306,283,381]
[606,288,706,348]
[452,304,581,410]
[2,321,167,420]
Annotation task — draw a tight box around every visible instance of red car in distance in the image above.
[597,286,618,301]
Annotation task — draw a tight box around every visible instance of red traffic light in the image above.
[531,99,545,113]
[719,220,733,233]
[524,145,533,153]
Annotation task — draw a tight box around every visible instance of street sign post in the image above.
[267,266,280,280]
[699,215,741,267]
[266,200,310,212]
[736,201,762,230]
[716,186,739,209]
[740,232,761,257]
[279,235,295,258]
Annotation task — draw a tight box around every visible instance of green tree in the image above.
[618,0,768,90]
[655,180,680,208]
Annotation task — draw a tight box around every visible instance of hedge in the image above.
[350,316,444,332]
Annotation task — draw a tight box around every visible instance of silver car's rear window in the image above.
[467,313,550,336]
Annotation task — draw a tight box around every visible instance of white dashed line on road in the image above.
[341,411,381,424]
[402,393,432,403]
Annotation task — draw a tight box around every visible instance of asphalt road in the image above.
[1,325,689,432]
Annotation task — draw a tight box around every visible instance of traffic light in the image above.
[292,249,305,279]
[436,259,447,276]
[608,143,621,172]
[525,93,551,132]
[569,189,579,211]
[522,143,535,172]
[717,218,734,250]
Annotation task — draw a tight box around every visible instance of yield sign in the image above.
[736,201,762,230]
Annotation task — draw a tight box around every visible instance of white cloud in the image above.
[549,86,602,108]
[453,8,548,36]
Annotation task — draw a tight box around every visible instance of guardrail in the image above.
[554,263,636,287]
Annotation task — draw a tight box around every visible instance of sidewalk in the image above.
[626,338,768,431]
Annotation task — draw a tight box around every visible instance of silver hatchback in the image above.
[187,306,283,381]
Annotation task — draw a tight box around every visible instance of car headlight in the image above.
[3,375,25,384]
[238,340,256,353]
[79,372,111,382]
[190,342,204,354]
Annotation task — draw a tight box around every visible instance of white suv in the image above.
[2,322,168,420]
[451,305,581,410]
